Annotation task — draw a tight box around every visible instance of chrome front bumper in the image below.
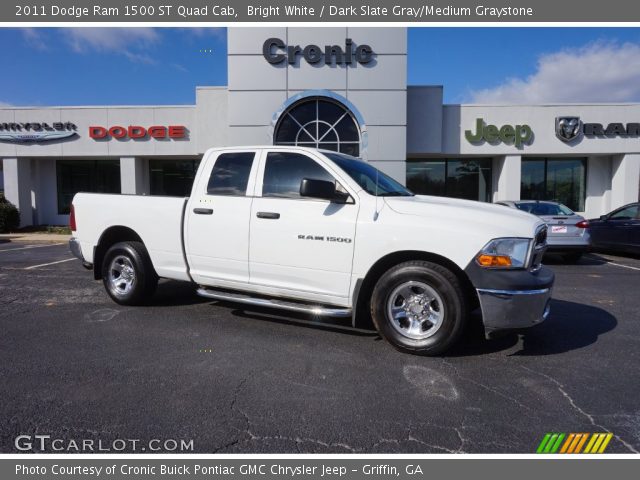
[477,287,552,336]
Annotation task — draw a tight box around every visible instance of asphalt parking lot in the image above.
[1,240,639,454]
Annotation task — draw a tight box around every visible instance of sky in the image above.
[2,27,640,106]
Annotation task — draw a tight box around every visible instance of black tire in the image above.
[101,241,158,305]
[370,261,467,356]
[563,252,583,264]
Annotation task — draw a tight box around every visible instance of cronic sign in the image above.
[263,38,374,65]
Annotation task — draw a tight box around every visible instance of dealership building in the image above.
[1,27,639,226]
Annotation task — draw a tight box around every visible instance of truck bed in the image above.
[72,193,190,281]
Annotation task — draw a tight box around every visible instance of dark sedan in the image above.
[589,202,640,255]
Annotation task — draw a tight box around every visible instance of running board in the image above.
[196,288,352,317]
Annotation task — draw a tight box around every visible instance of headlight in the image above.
[476,238,531,269]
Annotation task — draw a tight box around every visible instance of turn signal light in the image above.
[476,254,512,267]
[575,220,589,228]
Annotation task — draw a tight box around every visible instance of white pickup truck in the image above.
[70,146,553,355]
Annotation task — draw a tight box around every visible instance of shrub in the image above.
[0,196,20,233]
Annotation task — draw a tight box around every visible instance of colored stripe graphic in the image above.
[544,434,559,453]
[591,433,607,453]
[584,433,614,453]
[550,433,565,453]
[537,433,552,453]
[560,433,575,453]
[537,433,565,453]
[574,433,589,453]
[538,433,613,454]
[563,433,586,453]
[584,433,599,453]
[597,433,613,453]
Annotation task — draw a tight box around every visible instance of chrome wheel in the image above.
[386,281,445,340]
[108,255,136,296]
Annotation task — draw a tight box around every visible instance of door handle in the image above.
[256,212,280,219]
[193,208,213,215]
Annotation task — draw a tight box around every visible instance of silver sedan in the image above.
[496,200,591,263]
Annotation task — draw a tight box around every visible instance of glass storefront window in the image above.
[520,159,545,201]
[56,160,120,214]
[521,158,586,212]
[406,158,492,202]
[149,159,200,197]
[274,97,361,157]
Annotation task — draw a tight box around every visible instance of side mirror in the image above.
[599,214,608,221]
[300,178,347,203]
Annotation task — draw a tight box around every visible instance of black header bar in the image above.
[3,0,640,23]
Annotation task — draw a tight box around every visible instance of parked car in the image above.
[588,202,640,255]
[69,146,553,356]
[496,200,590,263]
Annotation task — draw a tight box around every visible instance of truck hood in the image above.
[384,195,542,238]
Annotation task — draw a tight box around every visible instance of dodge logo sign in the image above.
[555,116,582,143]
[89,125,187,140]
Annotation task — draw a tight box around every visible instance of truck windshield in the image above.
[323,152,414,197]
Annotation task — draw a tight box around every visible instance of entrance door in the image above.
[249,151,358,301]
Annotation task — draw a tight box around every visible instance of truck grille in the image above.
[535,225,548,247]
[530,225,548,271]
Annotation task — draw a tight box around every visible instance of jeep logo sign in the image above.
[263,38,374,65]
[465,118,533,148]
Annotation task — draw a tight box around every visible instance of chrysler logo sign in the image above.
[0,122,77,143]
[263,38,374,65]
[555,116,640,142]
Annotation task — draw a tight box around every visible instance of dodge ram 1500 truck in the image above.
[70,146,553,355]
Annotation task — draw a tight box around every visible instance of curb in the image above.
[0,234,72,244]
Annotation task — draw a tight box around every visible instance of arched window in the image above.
[273,97,361,157]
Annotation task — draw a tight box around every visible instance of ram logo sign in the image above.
[555,116,583,142]
[555,117,640,142]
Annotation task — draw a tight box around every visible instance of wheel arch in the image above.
[352,250,478,328]
[93,226,145,280]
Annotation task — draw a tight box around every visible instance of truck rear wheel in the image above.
[102,241,158,306]
[370,261,467,355]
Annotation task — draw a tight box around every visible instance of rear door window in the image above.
[206,152,255,196]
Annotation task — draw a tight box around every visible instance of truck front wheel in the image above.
[370,261,467,355]
[102,241,158,305]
